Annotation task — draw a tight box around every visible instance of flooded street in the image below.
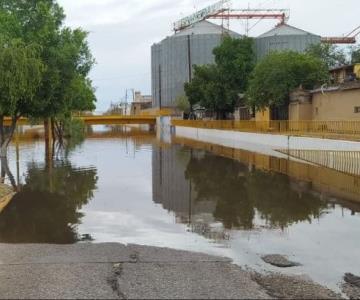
[1,126,360,292]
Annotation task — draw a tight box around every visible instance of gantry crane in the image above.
[174,0,359,45]
[174,0,289,33]
[321,26,360,44]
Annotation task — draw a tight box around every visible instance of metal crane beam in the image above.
[321,25,360,44]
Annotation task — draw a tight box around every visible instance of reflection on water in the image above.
[1,126,360,290]
[153,145,331,242]
[0,160,97,243]
[187,153,327,229]
[280,149,360,177]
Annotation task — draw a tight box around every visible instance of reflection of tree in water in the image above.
[0,160,98,244]
[185,152,327,230]
[247,170,326,229]
[185,153,255,229]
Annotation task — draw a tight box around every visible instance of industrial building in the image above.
[255,23,321,60]
[150,0,360,111]
[151,20,322,109]
[151,20,241,109]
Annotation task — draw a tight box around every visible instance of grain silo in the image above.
[255,23,321,60]
[151,20,241,109]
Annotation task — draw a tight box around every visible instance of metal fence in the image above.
[279,149,360,177]
[171,120,360,140]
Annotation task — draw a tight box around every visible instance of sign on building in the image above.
[174,0,230,32]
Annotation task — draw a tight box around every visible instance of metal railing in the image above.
[171,120,360,140]
[279,149,360,177]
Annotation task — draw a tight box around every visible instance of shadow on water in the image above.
[0,138,98,244]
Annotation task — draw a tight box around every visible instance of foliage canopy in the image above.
[0,0,96,155]
[305,43,347,69]
[185,36,255,118]
[246,51,329,109]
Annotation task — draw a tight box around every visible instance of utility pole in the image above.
[187,35,192,82]
[158,65,162,109]
[125,89,128,115]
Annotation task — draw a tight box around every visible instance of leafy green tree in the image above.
[0,40,44,157]
[30,23,96,141]
[0,0,96,154]
[306,43,347,69]
[175,95,191,114]
[213,36,255,94]
[185,64,228,118]
[351,45,360,64]
[246,51,329,110]
[185,36,255,119]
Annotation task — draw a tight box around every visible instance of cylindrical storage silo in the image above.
[255,24,321,60]
[151,20,241,108]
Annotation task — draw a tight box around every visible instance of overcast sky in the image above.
[58,0,360,111]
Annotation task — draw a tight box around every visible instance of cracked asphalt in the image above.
[0,243,342,299]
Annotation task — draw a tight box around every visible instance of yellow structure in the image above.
[4,115,157,126]
[312,86,360,121]
[288,82,360,122]
[355,64,360,79]
[78,115,157,126]
[255,108,271,122]
[140,108,174,116]
[288,88,312,121]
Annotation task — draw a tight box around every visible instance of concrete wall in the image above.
[174,126,360,157]
[312,89,360,121]
[156,116,173,143]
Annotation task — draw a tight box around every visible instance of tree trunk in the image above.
[44,118,54,164]
[0,157,17,189]
[53,120,64,144]
[0,116,18,158]
[0,115,3,150]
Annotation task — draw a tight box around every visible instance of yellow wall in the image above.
[312,89,360,121]
[255,108,271,122]
[289,102,313,121]
[355,64,360,79]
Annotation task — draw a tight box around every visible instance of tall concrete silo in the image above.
[255,24,321,60]
[151,20,241,109]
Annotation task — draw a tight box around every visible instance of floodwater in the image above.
[1,125,360,291]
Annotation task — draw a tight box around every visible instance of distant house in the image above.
[330,63,360,84]
[130,91,153,116]
[254,64,360,122]
[289,81,360,121]
[310,81,360,121]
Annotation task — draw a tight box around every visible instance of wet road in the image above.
[1,125,360,292]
